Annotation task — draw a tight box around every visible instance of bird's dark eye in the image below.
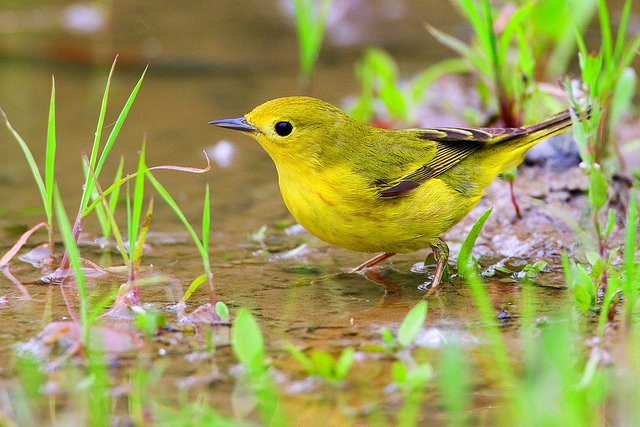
[275,121,293,137]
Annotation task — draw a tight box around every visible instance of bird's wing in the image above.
[377,126,526,198]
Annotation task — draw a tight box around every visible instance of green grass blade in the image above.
[181,273,208,303]
[85,65,147,210]
[145,171,206,258]
[53,188,89,346]
[613,0,633,62]
[133,198,153,271]
[83,161,110,238]
[335,347,355,381]
[95,156,124,240]
[624,186,637,320]
[80,57,118,212]
[45,76,56,225]
[83,172,141,217]
[0,109,48,216]
[618,36,640,73]
[410,58,468,102]
[126,185,132,266]
[232,308,265,371]
[109,157,125,217]
[285,342,315,375]
[82,156,211,218]
[397,301,427,347]
[457,208,492,275]
[597,0,613,66]
[202,184,210,254]
[97,191,129,265]
[129,139,147,261]
[82,153,129,263]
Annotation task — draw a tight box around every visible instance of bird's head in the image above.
[210,96,357,168]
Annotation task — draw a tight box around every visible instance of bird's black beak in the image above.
[208,117,257,133]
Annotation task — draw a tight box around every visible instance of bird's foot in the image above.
[418,238,450,296]
[351,252,396,273]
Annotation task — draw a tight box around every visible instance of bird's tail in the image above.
[472,108,586,184]
[507,109,573,150]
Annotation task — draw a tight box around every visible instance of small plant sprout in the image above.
[285,343,355,385]
[232,308,266,373]
[134,309,167,337]
[513,260,549,281]
[57,58,147,277]
[215,301,230,321]
[379,300,428,352]
[231,309,286,425]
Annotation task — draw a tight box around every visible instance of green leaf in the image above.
[428,26,473,59]
[605,208,616,237]
[134,310,166,337]
[215,301,230,321]
[410,58,468,102]
[457,208,493,275]
[502,168,517,182]
[285,343,315,375]
[334,347,355,380]
[181,273,208,303]
[568,107,591,163]
[573,283,592,313]
[407,363,433,390]
[588,167,608,211]
[613,0,633,62]
[311,351,334,380]
[381,327,394,348]
[397,301,427,347]
[232,308,264,371]
[391,361,407,384]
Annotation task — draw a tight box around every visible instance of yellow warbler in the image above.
[210,97,573,291]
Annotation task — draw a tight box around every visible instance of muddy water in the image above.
[0,0,634,424]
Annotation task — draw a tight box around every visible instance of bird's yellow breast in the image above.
[275,162,481,254]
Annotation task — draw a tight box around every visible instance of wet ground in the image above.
[0,0,638,424]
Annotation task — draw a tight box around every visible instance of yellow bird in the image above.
[210,97,573,291]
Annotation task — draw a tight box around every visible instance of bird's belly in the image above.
[279,173,480,254]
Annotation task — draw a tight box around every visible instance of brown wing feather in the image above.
[378,127,501,198]
[377,110,574,198]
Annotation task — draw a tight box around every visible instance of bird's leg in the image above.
[352,252,396,273]
[425,238,450,293]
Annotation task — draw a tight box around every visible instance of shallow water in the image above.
[0,0,637,424]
